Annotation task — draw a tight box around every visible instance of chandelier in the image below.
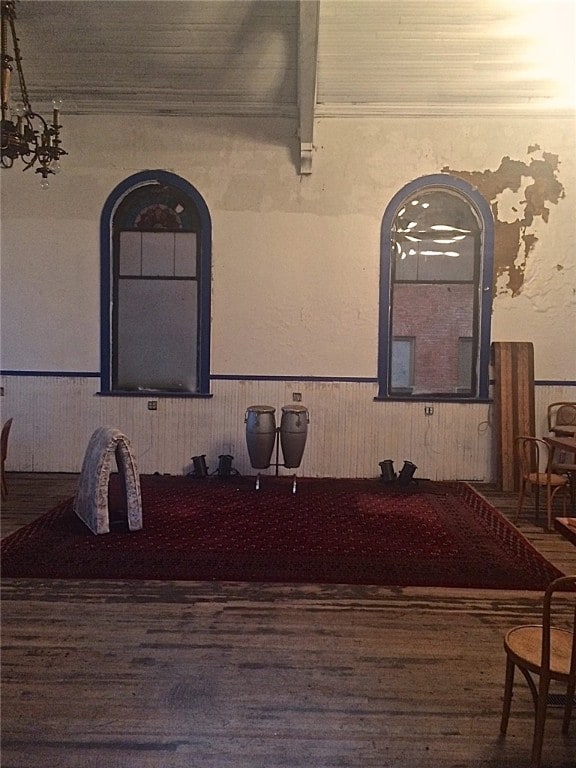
[1,0,66,186]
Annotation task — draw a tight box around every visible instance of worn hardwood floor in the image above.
[1,473,575,768]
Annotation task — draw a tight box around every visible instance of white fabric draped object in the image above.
[74,426,143,535]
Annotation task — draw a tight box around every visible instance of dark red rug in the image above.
[0,475,563,589]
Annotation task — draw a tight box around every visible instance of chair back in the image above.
[515,436,552,477]
[541,575,576,680]
[547,402,576,433]
[1,417,13,462]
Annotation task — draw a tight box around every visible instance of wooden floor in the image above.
[1,473,575,768]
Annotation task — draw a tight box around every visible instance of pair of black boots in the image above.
[379,459,418,486]
[190,454,240,478]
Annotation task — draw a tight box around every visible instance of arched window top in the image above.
[113,182,201,232]
[102,170,211,235]
[378,174,493,401]
[393,187,481,238]
[382,174,493,240]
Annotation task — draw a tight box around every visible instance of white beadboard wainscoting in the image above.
[1,376,574,482]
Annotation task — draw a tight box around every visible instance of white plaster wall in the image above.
[1,113,574,379]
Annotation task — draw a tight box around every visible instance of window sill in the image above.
[97,391,213,398]
[373,395,492,404]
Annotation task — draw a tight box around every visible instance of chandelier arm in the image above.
[1,5,11,121]
[28,109,48,131]
[7,4,32,114]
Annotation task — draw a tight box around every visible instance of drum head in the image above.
[247,405,276,413]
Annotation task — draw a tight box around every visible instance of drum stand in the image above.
[255,427,298,494]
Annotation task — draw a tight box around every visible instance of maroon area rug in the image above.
[0,475,563,589]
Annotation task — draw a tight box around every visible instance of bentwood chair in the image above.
[550,448,576,515]
[1,417,13,501]
[500,575,576,768]
[547,403,576,495]
[515,436,568,531]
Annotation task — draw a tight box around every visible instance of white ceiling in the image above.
[7,0,576,171]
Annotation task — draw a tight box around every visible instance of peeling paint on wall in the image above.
[442,148,565,297]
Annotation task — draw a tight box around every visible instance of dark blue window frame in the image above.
[100,170,212,396]
[377,174,494,401]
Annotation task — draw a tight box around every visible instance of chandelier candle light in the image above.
[1,0,66,185]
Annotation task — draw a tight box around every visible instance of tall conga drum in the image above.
[245,405,276,469]
[280,405,309,468]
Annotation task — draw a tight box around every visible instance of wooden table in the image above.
[546,435,576,454]
[545,435,576,515]
[554,517,576,546]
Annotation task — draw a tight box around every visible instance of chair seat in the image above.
[505,625,573,679]
[527,472,568,487]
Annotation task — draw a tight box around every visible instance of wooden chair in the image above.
[547,402,576,438]
[514,436,568,531]
[545,400,576,512]
[500,575,576,768]
[1,417,13,501]
[548,433,576,513]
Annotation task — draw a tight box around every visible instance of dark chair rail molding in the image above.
[1,370,575,388]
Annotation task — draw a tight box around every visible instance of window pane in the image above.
[174,232,196,277]
[391,283,475,395]
[394,249,419,281]
[116,279,197,391]
[141,233,175,276]
[412,236,475,282]
[391,337,414,391]
[119,232,142,276]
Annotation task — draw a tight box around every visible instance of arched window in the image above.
[378,175,493,400]
[100,171,211,395]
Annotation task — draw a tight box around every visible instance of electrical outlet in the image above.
[424,406,434,416]
[147,400,158,411]
[292,392,302,402]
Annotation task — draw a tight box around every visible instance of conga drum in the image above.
[245,405,276,469]
[280,405,309,468]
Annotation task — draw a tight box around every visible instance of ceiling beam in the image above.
[297,0,319,174]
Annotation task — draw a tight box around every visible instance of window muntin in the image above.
[378,176,493,401]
